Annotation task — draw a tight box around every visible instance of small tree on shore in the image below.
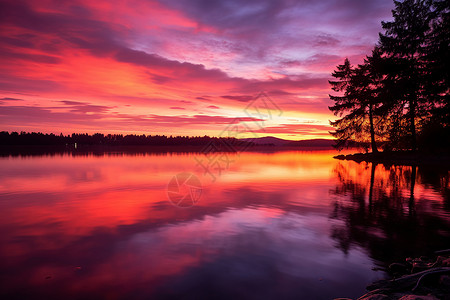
[329,53,383,153]
[328,58,360,150]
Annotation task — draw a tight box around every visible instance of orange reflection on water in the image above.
[0,150,448,299]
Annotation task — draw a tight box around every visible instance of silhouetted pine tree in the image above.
[329,52,384,152]
[379,0,434,151]
[329,58,361,150]
[423,0,450,129]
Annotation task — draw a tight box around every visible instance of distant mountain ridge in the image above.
[240,136,291,146]
[287,139,335,147]
[241,137,334,148]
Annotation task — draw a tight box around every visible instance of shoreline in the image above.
[334,151,450,166]
[355,250,450,300]
[0,144,335,157]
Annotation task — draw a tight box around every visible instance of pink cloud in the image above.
[0,0,395,138]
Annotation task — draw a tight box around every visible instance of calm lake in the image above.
[0,150,449,299]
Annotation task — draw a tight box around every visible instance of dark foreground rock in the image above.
[346,251,450,300]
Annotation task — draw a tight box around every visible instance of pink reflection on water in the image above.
[0,151,448,299]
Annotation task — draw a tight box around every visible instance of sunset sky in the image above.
[0,0,394,140]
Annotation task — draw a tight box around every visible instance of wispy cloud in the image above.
[0,0,394,139]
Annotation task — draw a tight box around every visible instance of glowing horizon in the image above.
[0,0,394,140]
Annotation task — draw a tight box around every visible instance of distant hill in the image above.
[240,136,291,146]
[286,139,335,148]
[241,137,335,148]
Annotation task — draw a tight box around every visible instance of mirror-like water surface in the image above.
[0,151,449,299]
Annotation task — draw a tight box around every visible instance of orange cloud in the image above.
[0,0,394,138]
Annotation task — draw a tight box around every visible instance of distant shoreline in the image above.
[0,132,336,154]
[0,144,336,157]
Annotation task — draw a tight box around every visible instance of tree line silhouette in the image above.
[329,0,449,152]
[0,131,247,147]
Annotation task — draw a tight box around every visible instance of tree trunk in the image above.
[410,98,417,151]
[369,104,378,153]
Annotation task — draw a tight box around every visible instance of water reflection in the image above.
[0,151,448,299]
[330,161,450,266]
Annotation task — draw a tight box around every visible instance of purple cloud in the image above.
[59,100,113,113]
[0,104,264,128]
[0,97,23,101]
[221,95,254,102]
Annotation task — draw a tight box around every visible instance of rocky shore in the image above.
[337,250,450,300]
